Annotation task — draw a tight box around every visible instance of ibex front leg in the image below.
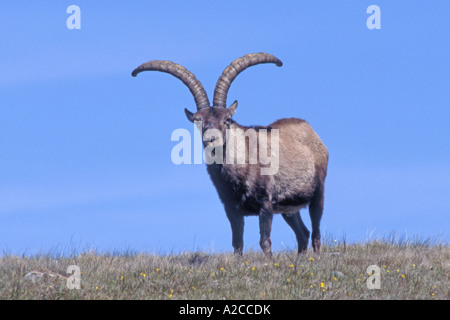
[259,202,273,257]
[226,209,244,255]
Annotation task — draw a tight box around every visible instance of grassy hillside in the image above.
[0,241,448,300]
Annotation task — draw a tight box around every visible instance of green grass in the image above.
[0,240,448,300]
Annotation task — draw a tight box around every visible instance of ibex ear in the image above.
[184,108,195,123]
[228,100,238,116]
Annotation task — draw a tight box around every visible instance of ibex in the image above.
[132,53,328,256]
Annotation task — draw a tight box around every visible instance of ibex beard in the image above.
[201,123,279,176]
[132,53,328,256]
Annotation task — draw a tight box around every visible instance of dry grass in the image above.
[0,240,448,300]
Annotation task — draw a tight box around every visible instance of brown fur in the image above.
[195,110,328,255]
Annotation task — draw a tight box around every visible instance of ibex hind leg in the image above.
[282,211,310,254]
[309,186,325,253]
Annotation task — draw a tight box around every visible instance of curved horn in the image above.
[213,53,283,108]
[132,60,210,110]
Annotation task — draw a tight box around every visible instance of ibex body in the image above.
[132,53,328,255]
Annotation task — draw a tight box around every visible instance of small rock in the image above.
[187,253,209,265]
[332,271,345,278]
[24,271,45,283]
[329,252,340,257]
[24,270,66,283]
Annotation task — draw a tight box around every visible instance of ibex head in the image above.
[132,53,282,148]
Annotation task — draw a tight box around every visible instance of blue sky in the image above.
[0,1,449,255]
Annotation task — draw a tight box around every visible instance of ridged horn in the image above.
[132,60,210,110]
[213,53,283,108]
